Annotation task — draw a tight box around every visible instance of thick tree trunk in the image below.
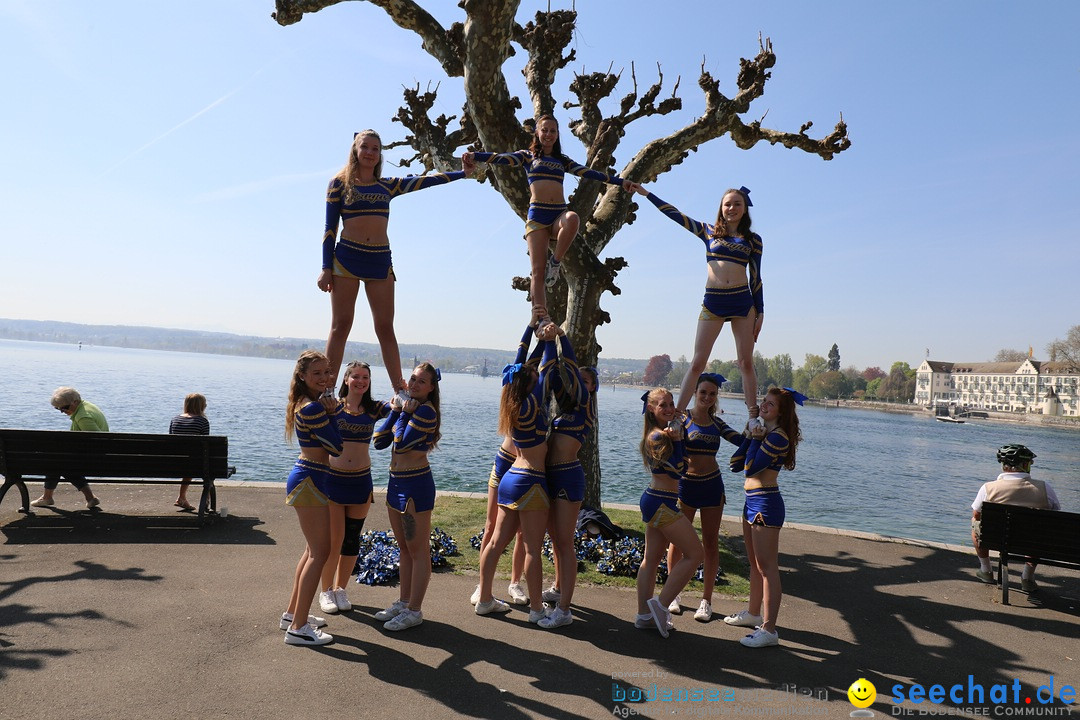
[271,3,850,510]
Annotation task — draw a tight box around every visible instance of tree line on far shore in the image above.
[637,324,1080,403]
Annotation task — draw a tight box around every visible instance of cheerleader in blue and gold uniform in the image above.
[370,362,442,631]
[282,350,343,646]
[475,315,558,624]
[471,323,546,608]
[317,361,390,615]
[635,388,704,638]
[463,116,632,322]
[723,387,803,648]
[319,130,477,389]
[665,373,745,622]
[632,184,764,421]
[538,331,597,629]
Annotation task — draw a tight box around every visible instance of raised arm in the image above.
[468,150,530,168]
[640,191,712,243]
[557,335,588,407]
[385,171,467,198]
[513,323,536,366]
[564,157,626,186]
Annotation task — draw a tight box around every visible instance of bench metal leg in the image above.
[998,555,1009,605]
[0,476,31,514]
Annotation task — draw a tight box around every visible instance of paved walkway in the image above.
[2,483,1077,720]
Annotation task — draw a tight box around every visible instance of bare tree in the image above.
[272,1,850,506]
[1047,325,1080,372]
[993,348,1028,362]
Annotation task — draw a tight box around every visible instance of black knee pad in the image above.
[341,516,366,556]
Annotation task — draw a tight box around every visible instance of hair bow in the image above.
[699,372,727,387]
[739,186,753,207]
[782,387,807,406]
[502,363,523,386]
[640,391,650,414]
[433,367,442,382]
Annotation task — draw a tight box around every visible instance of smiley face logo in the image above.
[847,678,876,708]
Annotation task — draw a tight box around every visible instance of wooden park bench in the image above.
[0,428,235,524]
[978,501,1080,604]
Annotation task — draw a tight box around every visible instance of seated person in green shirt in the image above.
[31,387,108,509]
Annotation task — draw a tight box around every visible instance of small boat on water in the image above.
[935,415,965,424]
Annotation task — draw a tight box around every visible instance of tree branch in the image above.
[273,0,465,77]
[518,9,577,118]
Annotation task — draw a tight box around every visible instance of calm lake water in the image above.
[1,338,1077,547]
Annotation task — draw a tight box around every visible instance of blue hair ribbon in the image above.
[502,363,523,386]
[739,186,753,207]
[781,387,807,406]
[433,367,441,382]
[640,391,650,414]
[699,372,727,387]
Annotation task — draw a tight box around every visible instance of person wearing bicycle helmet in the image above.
[971,444,1061,592]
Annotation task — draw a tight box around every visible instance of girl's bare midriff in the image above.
[704,256,749,290]
[341,216,390,247]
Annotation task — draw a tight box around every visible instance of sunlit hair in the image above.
[338,129,384,199]
[182,392,207,416]
[285,350,329,442]
[50,386,81,409]
[498,365,539,436]
[339,361,377,414]
[712,187,753,240]
[767,387,802,471]
[639,388,674,468]
[413,362,442,449]
[693,375,721,417]
[529,114,566,163]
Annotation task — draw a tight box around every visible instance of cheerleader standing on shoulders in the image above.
[320,129,477,388]
[723,387,803,648]
[635,389,704,638]
[538,335,598,629]
[318,361,390,615]
[666,373,744,621]
[475,315,558,624]
[282,351,343,646]
[463,115,632,324]
[631,184,764,421]
[371,362,443,631]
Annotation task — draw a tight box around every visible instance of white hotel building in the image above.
[915,359,1079,416]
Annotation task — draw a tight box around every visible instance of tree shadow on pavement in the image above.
[0,559,159,682]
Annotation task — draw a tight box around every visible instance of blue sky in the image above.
[2,1,1078,370]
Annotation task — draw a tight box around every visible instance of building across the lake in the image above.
[915,359,1079,416]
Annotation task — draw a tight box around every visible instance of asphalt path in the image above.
[2,483,1077,720]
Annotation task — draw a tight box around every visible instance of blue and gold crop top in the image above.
[645,192,764,315]
[372,402,438,455]
[508,325,558,450]
[730,429,790,477]
[550,336,595,443]
[472,151,624,188]
[322,172,466,269]
[683,414,744,459]
[337,400,391,445]
[646,432,687,483]
[294,400,343,455]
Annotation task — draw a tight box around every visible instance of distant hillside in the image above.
[0,318,646,378]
